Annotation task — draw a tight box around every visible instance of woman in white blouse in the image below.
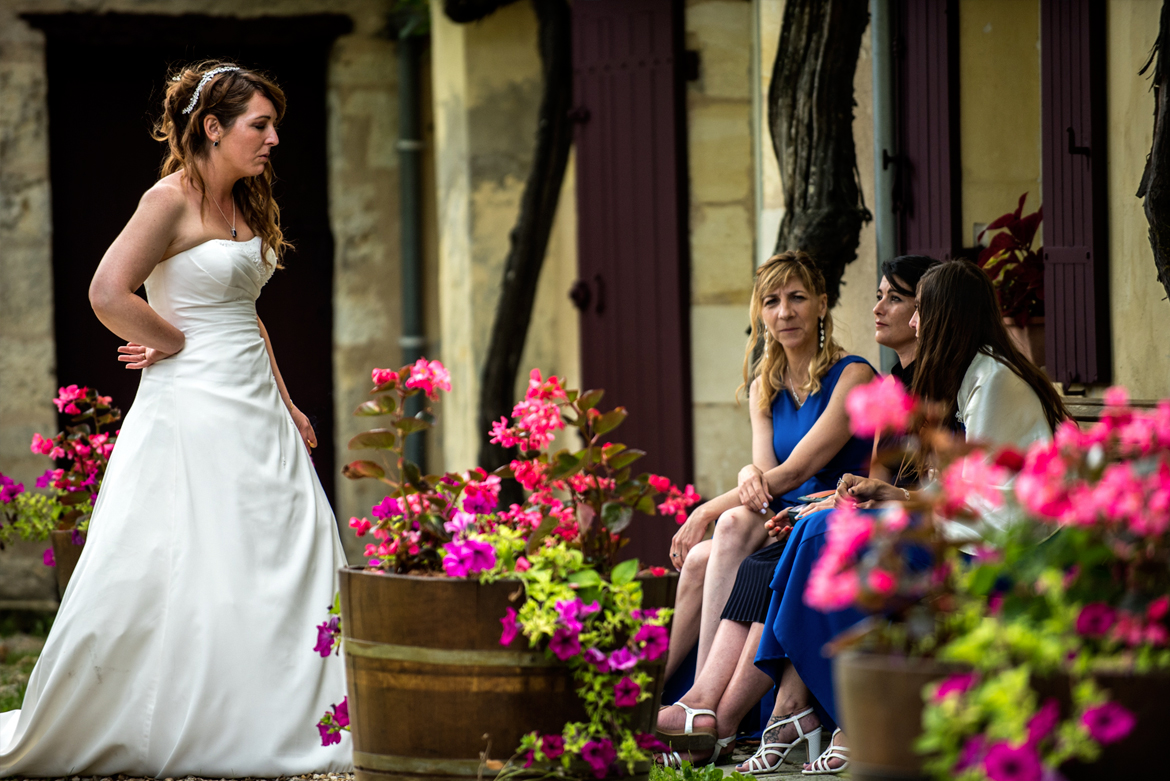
[838,259,1068,538]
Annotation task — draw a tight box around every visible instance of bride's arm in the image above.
[90,186,187,366]
[258,317,318,451]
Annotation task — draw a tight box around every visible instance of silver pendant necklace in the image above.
[213,195,237,239]
[786,368,804,409]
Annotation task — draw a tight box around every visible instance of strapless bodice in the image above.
[142,238,276,382]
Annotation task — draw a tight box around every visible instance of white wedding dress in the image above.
[0,237,352,776]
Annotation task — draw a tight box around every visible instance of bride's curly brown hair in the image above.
[153,60,288,266]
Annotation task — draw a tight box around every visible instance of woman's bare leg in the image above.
[696,506,771,672]
[735,663,821,772]
[664,540,711,681]
[656,619,749,736]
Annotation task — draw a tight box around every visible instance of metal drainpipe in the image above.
[398,33,426,468]
[871,0,899,374]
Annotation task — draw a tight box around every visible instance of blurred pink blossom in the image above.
[845,376,916,437]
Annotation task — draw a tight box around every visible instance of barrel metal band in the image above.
[344,638,556,667]
[354,752,496,776]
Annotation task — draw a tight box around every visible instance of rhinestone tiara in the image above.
[182,66,240,115]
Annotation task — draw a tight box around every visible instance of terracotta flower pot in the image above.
[833,651,966,781]
[339,568,677,781]
[49,529,85,598]
[1003,316,1046,369]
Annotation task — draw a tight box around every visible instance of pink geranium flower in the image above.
[1082,702,1136,744]
[845,375,916,437]
[613,676,641,708]
[867,568,898,596]
[348,517,372,537]
[371,367,399,386]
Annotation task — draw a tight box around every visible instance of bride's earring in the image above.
[213,140,219,147]
[818,317,825,350]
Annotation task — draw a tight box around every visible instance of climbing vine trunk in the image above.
[1138,0,1170,304]
[769,0,872,306]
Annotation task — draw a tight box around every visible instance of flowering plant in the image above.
[317,360,700,775]
[0,386,120,565]
[977,192,1044,326]
[809,377,1158,778]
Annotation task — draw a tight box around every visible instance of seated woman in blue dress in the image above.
[753,259,1068,775]
[653,255,935,770]
[655,252,876,761]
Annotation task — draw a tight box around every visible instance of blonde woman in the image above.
[1,63,349,775]
[657,253,875,760]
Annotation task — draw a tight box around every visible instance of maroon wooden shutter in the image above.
[1041,0,1110,386]
[572,0,691,566]
[893,0,961,260]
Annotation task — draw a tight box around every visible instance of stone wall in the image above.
[0,0,411,595]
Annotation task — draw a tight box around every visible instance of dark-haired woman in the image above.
[751,259,1067,775]
[655,253,875,763]
[1,63,350,775]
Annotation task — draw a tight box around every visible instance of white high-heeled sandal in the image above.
[655,700,718,749]
[709,735,736,766]
[737,707,823,776]
[802,728,848,775]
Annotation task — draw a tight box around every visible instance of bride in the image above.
[0,62,351,775]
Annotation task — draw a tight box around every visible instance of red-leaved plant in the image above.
[978,192,1044,326]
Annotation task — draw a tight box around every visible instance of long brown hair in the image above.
[153,60,288,264]
[738,251,844,410]
[911,260,1067,432]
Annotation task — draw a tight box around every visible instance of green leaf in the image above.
[608,449,646,470]
[568,569,603,588]
[416,410,436,424]
[593,407,627,436]
[526,514,559,554]
[611,558,638,586]
[354,395,397,416]
[342,460,386,480]
[402,460,424,487]
[599,501,634,535]
[395,417,432,435]
[548,451,584,480]
[348,429,397,450]
[635,495,657,515]
[577,389,605,411]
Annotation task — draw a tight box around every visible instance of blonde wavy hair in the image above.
[153,60,288,266]
[737,251,843,411]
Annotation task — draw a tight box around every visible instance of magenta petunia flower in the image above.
[463,539,497,574]
[982,742,1042,781]
[1082,702,1137,745]
[334,697,349,728]
[583,647,611,673]
[499,607,519,646]
[548,628,581,660]
[633,624,669,661]
[954,734,986,772]
[635,732,668,752]
[540,733,565,759]
[607,647,638,671]
[42,548,55,567]
[933,672,977,702]
[555,598,586,632]
[1075,603,1117,637]
[1027,699,1060,745]
[371,496,402,520]
[614,676,641,708]
[580,738,616,779]
[442,542,470,578]
[318,721,341,746]
[314,616,339,657]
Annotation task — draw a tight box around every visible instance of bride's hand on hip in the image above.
[118,342,175,369]
[290,405,318,452]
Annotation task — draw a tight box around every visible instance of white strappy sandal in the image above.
[655,736,735,770]
[737,707,823,776]
[654,700,718,749]
[802,728,848,775]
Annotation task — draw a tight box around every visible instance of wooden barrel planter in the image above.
[49,529,85,597]
[339,568,677,781]
[834,651,965,781]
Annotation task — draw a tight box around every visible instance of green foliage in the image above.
[649,760,749,781]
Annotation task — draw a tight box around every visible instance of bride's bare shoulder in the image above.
[140,173,189,214]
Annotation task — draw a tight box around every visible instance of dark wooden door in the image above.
[572,0,691,567]
[1040,0,1110,387]
[893,0,961,260]
[28,13,349,503]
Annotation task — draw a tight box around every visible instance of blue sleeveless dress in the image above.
[719,356,874,625]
